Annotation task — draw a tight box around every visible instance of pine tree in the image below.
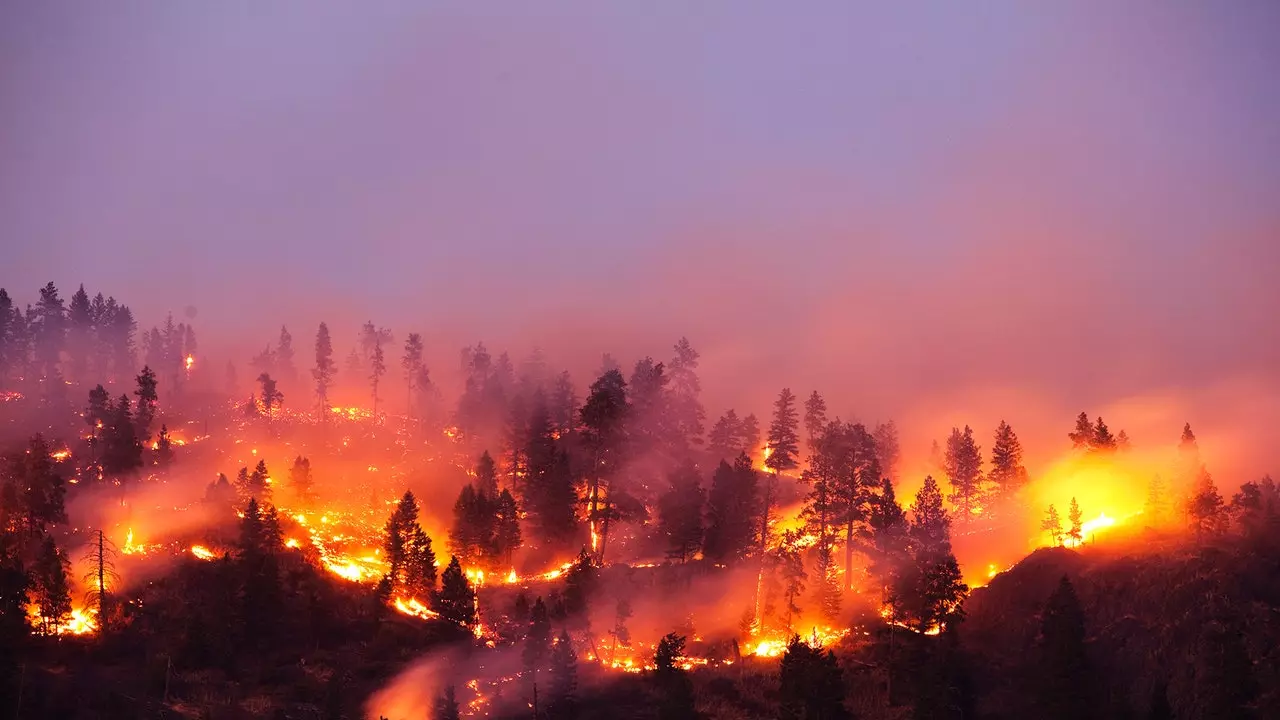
[313,322,336,417]
[524,597,552,716]
[1187,467,1226,538]
[525,400,578,548]
[653,633,696,720]
[1067,498,1083,545]
[493,488,522,567]
[1145,474,1169,525]
[811,539,839,625]
[289,456,314,503]
[1116,429,1132,452]
[834,422,879,590]
[67,285,93,384]
[434,685,460,720]
[608,597,633,664]
[548,630,579,719]
[155,423,175,467]
[1042,505,1064,546]
[988,420,1028,506]
[868,477,909,596]
[668,337,706,449]
[800,420,843,546]
[8,434,67,533]
[778,636,850,720]
[944,426,984,524]
[82,529,120,633]
[33,282,67,389]
[1092,417,1117,453]
[134,366,159,440]
[405,527,437,599]
[889,476,968,632]
[550,370,577,435]
[369,339,386,421]
[32,536,71,635]
[563,549,597,620]
[248,459,271,502]
[658,460,705,562]
[580,369,628,562]
[383,491,421,590]
[708,409,742,462]
[741,413,762,460]
[0,288,14,386]
[102,395,143,486]
[1037,576,1091,720]
[257,372,282,420]
[434,556,475,626]
[873,420,901,481]
[1068,412,1095,450]
[402,333,424,419]
[276,325,296,385]
[803,391,828,452]
[766,388,801,476]
[703,455,758,563]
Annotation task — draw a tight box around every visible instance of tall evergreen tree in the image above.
[1092,417,1117,453]
[6,434,67,533]
[889,476,967,632]
[31,535,71,635]
[0,288,13,385]
[33,282,67,388]
[873,420,901,481]
[668,337,706,448]
[549,370,577,435]
[289,456,314,503]
[402,332,424,419]
[155,424,175,467]
[1037,576,1091,720]
[1068,412,1095,450]
[548,630,579,719]
[134,366,159,439]
[369,339,386,420]
[708,409,743,463]
[313,322,336,417]
[525,400,578,548]
[988,420,1028,505]
[276,325,296,385]
[494,488,522,567]
[102,395,143,486]
[653,633,696,720]
[703,455,758,563]
[66,284,93,383]
[868,477,909,596]
[257,372,283,420]
[803,391,828,452]
[758,388,801,615]
[434,685,460,720]
[405,526,437,599]
[383,491,421,590]
[1187,467,1226,538]
[833,422,879,590]
[658,460,705,563]
[944,426,984,524]
[434,555,475,626]
[524,597,552,716]
[580,369,629,561]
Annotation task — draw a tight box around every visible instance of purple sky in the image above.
[2,3,1278,472]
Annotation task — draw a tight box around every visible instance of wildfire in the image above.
[185,354,194,371]
[393,596,438,620]
[50,449,71,461]
[190,545,217,561]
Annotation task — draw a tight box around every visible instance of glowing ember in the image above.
[50,449,71,461]
[185,354,194,371]
[190,545,216,561]
[393,596,438,620]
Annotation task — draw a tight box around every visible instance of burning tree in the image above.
[31,535,71,636]
[82,529,120,633]
[256,372,283,421]
[873,420,901,482]
[580,368,629,562]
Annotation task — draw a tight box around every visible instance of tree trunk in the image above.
[845,518,855,591]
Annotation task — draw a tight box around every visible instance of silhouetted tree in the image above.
[832,422,879,590]
[1068,412,1095,450]
[548,630,579,719]
[1191,604,1256,720]
[1092,417,1117,453]
[402,332,424,420]
[524,597,552,715]
[134,366,159,439]
[803,391,828,452]
[276,325,296,385]
[868,476,910,595]
[289,456,314,503]
[66,284,93,383]
[494,489,522,566]
[1187,467,1227,538]
[703,455,758,563]
[384,491,422,590]
[369,339,386,420]
[708,409,745,463]
[658,460,705,562]
[890,476,967,632]
[549,370,577,435]
[406,527,437,599]
[525,400,578,548]
[873,420,901,481]
[33,282,67,389]
[778,636,849,720]
[653,633,696,720]
[434,685,460,720]
[4,434,67,533]
[434,556,474,626]
[102,395,144,486]
[944,425,984,524]
[580,369,629,561]
[155,423,174,467]
[988,420,1028,506]
[1037,576,1092,720]
[668,337,706,449]
[257,372,282,420]
[32,536,71,636]
[1116,429,1132,453]
[313,322,336,416]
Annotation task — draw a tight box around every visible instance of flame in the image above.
[184,354,194,371]
[190,545,216,561]
[504,568,518,584]
[50,449,71,461]
[393,596,438,620]
[285,538,300,549]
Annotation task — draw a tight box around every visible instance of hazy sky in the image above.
[2,3,1278,469]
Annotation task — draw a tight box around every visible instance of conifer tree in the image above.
[703,455,758,563]
[873,420,901,481]
[1092,417,1117,453]
[134,366,159,439]
[833,422,879,590]
[289,456,314,503]
[1037,576,1091,720]
[1187,467,1226,538]
[811,538,840,625]
[868,476,909,595]
[803,391,828,452]
[1068,412,1095,450]
[313,322,336,417]
[658,460,705,563]
[434,685,460,720]
[155,424,174,467]
[889,476,967,632]
[550,370,577,435]
[1042,504,1064,546]
[708,409,743,463]
[369,339,386,421]
[524,597,552,715]
[434,555,476,626]
[608,598,633,664]
[988,420,1028,506]
[668,337,706,448]
[33,282,67,389]
[32,535,71,636]
[383,491,421,589]
[1116,429,1132,453]
[276,325,296,386]
[580,369,628,561]
[102,395,143,486]
[8,434,67,533]
[1067,497,1083,545]
[67,284,93,384]
[944,425,984,524]
[0,288,14,386]
[653,633,696,720]
[257,372,282,420]
[525,400,578,548]
[402,332,424,419]
[548,630,579,719]
[494,488,522,567]
[741,413,762,460]
[778,636,850,720]
[82,529,120,633]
